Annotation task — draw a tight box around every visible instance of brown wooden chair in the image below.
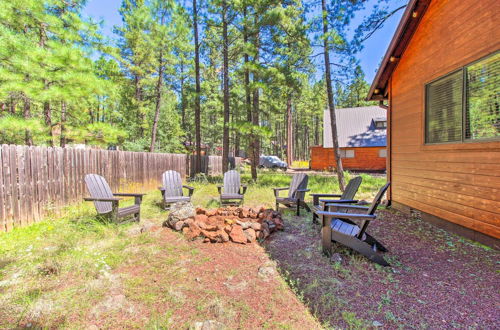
[159,170,194,209]
[218,170,247,206]
[84,174,144,222]
[311,176,362,224]
[317,182,391,266]
[273,173,310,216]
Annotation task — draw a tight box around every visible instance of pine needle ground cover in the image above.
[1,172,496,328]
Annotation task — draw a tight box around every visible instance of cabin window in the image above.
[379,149,387,158]
[425,52,500,144]
[340,149,355,158]
[375,120,387,129]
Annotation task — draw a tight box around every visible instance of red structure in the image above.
[311,106,387,171]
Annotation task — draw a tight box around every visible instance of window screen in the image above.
[340,149,354,158]
[425,71,463,143]
[425,51,499,144]
[465,53,500,140]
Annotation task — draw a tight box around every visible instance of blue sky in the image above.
[83,0,404,84]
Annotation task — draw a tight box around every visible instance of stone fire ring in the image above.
[163,202,284,244]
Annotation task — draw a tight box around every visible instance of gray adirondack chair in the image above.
[218,170,247,206]
[159,170,194,209]
[273,173,310,216]
[84,174,144,222]
[311,176,362,224]
[317,182,391,266]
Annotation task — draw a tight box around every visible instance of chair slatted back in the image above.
[223,170,241,194]
[288,173,309,200]
[341,176,362,200]
[357,182,391,238]
[85,174,113,214]
[162,170,183,198]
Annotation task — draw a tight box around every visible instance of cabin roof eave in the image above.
[367,0,432,101]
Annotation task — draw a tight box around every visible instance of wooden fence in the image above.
[0,145,241,231]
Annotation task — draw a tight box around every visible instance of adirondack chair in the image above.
[84,174,144,222]
[218,170,247,206]
[273,173,310,216]
[159,170,194,209]
[317,182,391,266]
[311,176,362,224]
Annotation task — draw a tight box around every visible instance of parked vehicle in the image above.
[259,155,287,171]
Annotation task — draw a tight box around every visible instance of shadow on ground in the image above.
[263,208,499,328]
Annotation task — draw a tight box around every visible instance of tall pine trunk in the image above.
[286,96,293,166]
[60,101,67,147]
[193,0,202,174]
[23,97,33,146]
[322,0,345,191]
[243,7,254,175]
[250,17,260,181]
[150,49,164,152]
[221,0,230,172]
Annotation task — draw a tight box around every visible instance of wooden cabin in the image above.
[367,0,499,247]
[311,106,387,171]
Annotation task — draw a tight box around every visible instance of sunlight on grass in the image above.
[0,170,385,328]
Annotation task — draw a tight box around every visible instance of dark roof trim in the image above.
[367,0,431,101]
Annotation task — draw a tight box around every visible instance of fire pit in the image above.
[164,204,283,244]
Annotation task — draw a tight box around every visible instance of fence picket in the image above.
[0,145,241,231]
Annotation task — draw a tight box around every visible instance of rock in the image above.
[251,222,262,231]
[239,207,250,218]
[174,220,185,231]
[261,222,270,239]
[236,220,251,229]
[330,253,343,263]
[185,222,201,240]
[258,263,276,280]
[243,228,256,243]
[164,202,196,228]
[201,230,221,242]
[195,214,209,223]
[206,209,217,217]
[203,238,210,243]
[220,230,230,242]
[196,208,206,215]
[192,320,225,330]
[229,225,247,244]
[224,225,232,234]
[274,217,284,230]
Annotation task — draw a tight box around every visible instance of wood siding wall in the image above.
[389,0,500,239]
[310,146,387,171]
[0,145,241,232]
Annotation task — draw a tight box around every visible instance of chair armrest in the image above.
[325,204,369,211]
[113,193,145,197]
[183,185,195,197]
[311,193,342,205]
[159,186,165,191]
[311,193,342,198]
[296,189,310,193]
[84,197,122,202]
[241,185,248,195]
[316,211,376,221]
[272,187,288,197]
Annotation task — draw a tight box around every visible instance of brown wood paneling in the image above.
[310,146,387,171]
[389,0,500,239]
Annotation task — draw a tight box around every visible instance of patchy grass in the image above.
[2,172,366,328]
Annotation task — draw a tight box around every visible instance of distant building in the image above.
[310,106,387,171]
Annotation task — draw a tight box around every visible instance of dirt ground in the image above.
[264,208,499,328]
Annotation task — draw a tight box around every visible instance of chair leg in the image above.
[296,202,300,216]
[321,218,333,256]
[312,212,318,224]
[331,232,390,266]
[275,201,279,212]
